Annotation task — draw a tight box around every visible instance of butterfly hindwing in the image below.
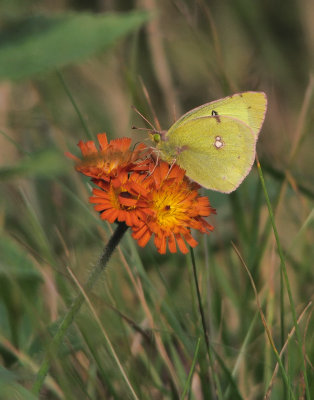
[159,115,256,193]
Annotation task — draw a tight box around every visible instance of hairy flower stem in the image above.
[31,222,129,395]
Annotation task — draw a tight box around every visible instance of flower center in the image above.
[152,187,188,229]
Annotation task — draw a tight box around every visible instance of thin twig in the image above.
[138,0,182,119]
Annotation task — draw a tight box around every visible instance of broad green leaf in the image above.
[0,11,149,81]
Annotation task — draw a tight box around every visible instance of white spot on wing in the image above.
[214,136,224,150]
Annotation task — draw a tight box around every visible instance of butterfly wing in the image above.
[159,115,257,193]
[169,91,267,137]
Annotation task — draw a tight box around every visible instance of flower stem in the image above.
[31,222,129,396]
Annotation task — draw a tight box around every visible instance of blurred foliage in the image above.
[0,0,313,399]
[0,11,150,81]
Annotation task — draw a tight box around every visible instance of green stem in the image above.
[181,337,201,400]
[57,70,93,140]
[190,248,222,400]
[31,222,129,396]
[256,159,310,400]
[280,266,285,348]
[232,242,295,400]
[229,191,249,243]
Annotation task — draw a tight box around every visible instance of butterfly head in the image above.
[150,130,167,145]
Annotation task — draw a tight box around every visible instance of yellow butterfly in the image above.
[152,91,267,193]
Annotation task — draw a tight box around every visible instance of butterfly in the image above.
[151,91,267,193]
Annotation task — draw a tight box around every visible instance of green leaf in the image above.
[0,234,39,278]
[0,149,69,180]
[0,11,149,81]
[0,367,37,400]
[0,383,38,400]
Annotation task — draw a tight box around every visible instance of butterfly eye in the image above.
[211,110,218,116]
[152,133,161,144]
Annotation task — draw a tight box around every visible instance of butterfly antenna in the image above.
[139,77,161,131]
[132,125,152,132]
[131,105,156,130]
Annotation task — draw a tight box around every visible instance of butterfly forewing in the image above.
[168,91,267,138]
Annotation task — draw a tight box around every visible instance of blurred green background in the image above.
[0,0,313,399]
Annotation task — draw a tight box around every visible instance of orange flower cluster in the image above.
[67,133,215,254]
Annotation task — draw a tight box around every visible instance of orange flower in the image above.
[67,133,215,254]
[89,171,153,227]
[131,162,215,254]
[65,133,148,181]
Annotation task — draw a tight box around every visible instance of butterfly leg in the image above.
[147,148,160,176]
[165,158,177,179]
